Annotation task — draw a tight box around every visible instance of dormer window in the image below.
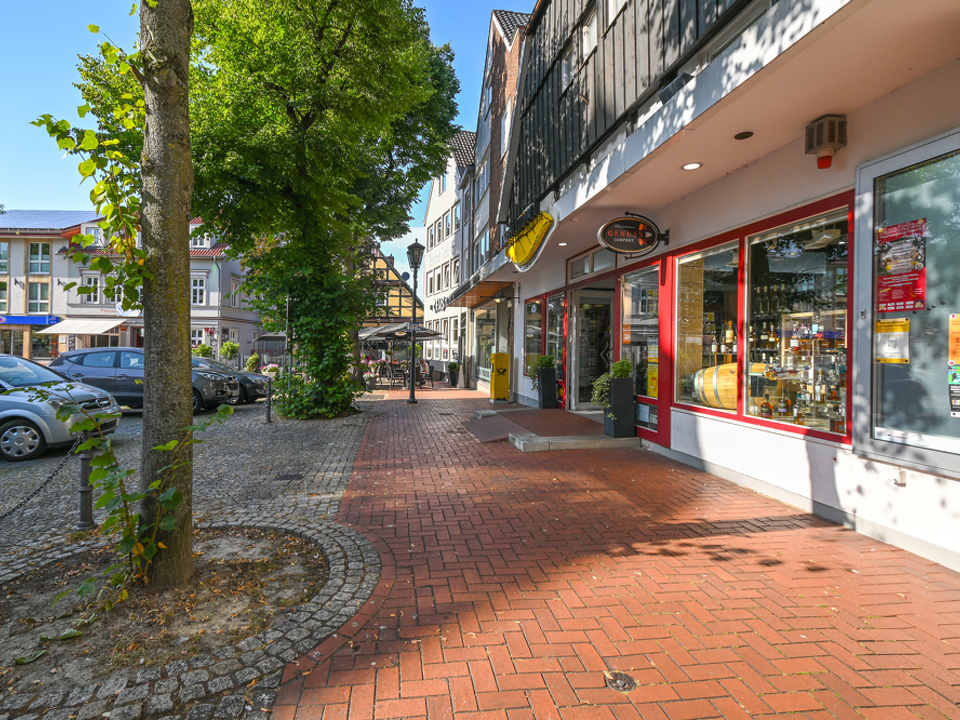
[191,233,211,249]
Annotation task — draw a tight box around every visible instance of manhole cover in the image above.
[276,474,304,482]
[604,671,638,693]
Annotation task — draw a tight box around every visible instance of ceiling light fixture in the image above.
[682,162,702,171]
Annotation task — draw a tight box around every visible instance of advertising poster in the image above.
[950,367,960,418]
[950,314,960,367]
[875,318,910,363]
[877,219,927,313]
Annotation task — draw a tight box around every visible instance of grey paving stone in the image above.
[180,670,210,687]
[184,704,214,720]
[213,696,246,720]
[97,677,129,700]
[115,684,150,706]
[206,675,234,694]
[146,693,175,716]
[136,667,162,684]
[155,679,180,696]
[179,684,208,703]
[65,684,99,706]
[111,703,144,720]
[40,709,75,720]
[0,694,34,711]
[164,660,189,678]
[209,660,242,677]
[29,691,65,709]
[77,700,111,720]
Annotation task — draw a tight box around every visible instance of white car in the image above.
[0,355,121,462]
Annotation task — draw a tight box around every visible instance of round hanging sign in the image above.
[597,216,664,256]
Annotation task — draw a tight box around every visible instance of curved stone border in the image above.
[0,516,381,720]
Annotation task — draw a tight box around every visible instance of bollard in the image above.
[77,431,97,531]
[265,377,273,424]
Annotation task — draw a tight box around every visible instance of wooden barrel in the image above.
[694,363,766,410]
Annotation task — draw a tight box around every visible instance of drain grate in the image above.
[439,412,455,416]
[275,474,304,482]
[604,671,638,693]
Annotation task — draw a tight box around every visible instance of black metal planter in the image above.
[604,377,635,437]
[449,370,459,387]
[537,367,558,409]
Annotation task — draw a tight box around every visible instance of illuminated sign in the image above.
[597,215,666,256]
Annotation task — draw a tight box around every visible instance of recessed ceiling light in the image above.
[734,131,754,140]
[682,162,702,171]
[558,242,568,247]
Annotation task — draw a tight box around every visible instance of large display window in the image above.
[675,242,740,409]
[546,293,566,402]
[621,266,659,399]
[524,299,543,376]
[855,128,960,474]
[746,210,849,432]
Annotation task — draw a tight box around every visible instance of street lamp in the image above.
[406,239,425,404]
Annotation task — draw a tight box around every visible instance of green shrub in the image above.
[611,359,632,378]
[245,353,260,372]
[220,341,239,360]
[447,361,459,371]
[192,344,213,358]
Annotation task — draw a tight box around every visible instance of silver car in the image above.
[0,355,121,462]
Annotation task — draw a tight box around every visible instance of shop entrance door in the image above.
[569,291,614,410]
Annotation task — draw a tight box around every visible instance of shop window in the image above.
[29,243,50,274]
[593,248,615,273]
[525,299,543,376]
[857,140,960,465]
[545,293,565,398]
[475,307,496,381]
[31,332,54,360]
[28,282,49,313]
[746,210,849,431]
[0,242,7,273]
[622,266,659,399]
[569,254,590,281]
[675,242,739,409]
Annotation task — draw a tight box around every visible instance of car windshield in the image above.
[0,356,69,388]
[195,358,236,373]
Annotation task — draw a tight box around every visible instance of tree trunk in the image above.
[139,0,195,587]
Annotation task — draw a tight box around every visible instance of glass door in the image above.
[570,291,614,410]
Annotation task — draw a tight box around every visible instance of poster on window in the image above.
[950,367,960,418]
[876,219,927,313]
[875,318,910,363]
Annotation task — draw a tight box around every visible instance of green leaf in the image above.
[78,159,97,177]
[15,650,47,665]
[58,629,83,640]
[158,515,177,531]
[78,103,91,118]
[88,24,100,33]
[153,439,179,451]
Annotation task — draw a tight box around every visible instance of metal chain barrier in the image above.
[0,434,84,523]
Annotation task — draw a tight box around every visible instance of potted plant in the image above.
[533,355,558,409]
[261,362,280,378]
[592,358,635,437]
[447,361,459,387]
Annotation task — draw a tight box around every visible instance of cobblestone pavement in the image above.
[0,399,386,720]
[273,397,960,720]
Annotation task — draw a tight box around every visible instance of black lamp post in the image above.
[406,239,425,404]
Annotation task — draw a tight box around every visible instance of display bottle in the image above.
[760,323,769,346]
[793,405,805,426]
[777,394,792,418]
[759,391,774,419]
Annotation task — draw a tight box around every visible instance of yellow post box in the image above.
[490,353,510,401]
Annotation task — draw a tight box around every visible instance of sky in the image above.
[0,0,533,279]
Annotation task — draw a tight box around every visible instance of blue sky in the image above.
[0,0,531,277]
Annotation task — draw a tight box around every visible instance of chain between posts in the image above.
[0,434,84,523]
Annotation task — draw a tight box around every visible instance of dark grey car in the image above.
[49,347,232,413]
[191,357,268,404]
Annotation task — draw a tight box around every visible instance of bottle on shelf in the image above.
[776,393,792,418]
[759,390,774,419]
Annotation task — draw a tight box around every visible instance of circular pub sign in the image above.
[597,215,664,256]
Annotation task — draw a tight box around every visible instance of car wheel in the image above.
[228,386,247,406]
[0,419,47,462]
[192,390,205,414]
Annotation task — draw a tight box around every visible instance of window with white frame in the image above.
[443,263,450,289]
[0,281,6,313]
[607,0,627,24]
[435,269,442,293]
[191,277,206,305]
[561,44,576,89]
[501,101,512,157]
[443,318,449,344]
[583,10,598,55]
[82,275,100,304]
[476,153,491,198]
[29,243,50,274]
[428,225,435,249]
[190,329,204,347]
[28,282,49,313]
[453,204,461,232]
[230,278,242,308]
[435,219,443,243]
[428,273,435,296]
[441,173,447,193]
[0,242,7,273]
[453,259,460,285]
[444,211,451,237]
[191,233,210,248]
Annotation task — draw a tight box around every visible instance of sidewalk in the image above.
[276,392,960,720]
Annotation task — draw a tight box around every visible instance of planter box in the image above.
[448,370,459,387]
[604,377,635,437]
[537,367,558,409]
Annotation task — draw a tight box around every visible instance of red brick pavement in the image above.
[276,395,960,720]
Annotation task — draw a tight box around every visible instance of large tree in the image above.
[189,0,459,417]
[138,0,195,586]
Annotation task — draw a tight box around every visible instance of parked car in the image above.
[0,354,121,461]
[191,357,268,404]
[49,347,233,413]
